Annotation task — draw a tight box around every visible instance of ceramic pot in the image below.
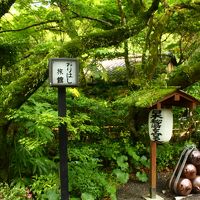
[188,150,200,166]
[177,178,192,196]
[196,165,200,175]
[182,164,197,180]
[192,175,200,193]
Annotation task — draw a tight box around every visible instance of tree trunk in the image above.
[128,106,149,143]
[0,0,16,18]
[0,124,9,181]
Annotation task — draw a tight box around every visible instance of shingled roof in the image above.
[100,55,142,70]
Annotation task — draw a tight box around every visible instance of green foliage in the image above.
[133,87,177,108]
[31,174,60,200]
[112,169,129,184]
[69,144,117,199]
[0,183,27,200]
[112,155,129,184]
[187,82,200,100]
[136,172,148,183]
[3,63,200,199]
[113,87,177,110]
[95,0,120,29]
[1,0,200,199]
[126,143,149,182]
[108,66,127,83]
[157,143,183,171]
[5,88,59,179]
[0,44,17,69]
[10,136,57,177]
[5,86,125,199]
[81,193,95,200]
[116,155,129,171]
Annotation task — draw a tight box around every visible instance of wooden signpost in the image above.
[49,58,79,200]
[145,90,200,200]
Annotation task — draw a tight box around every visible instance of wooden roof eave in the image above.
[149,90,200,110]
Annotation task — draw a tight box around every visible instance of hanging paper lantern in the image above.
[148,109,173,143]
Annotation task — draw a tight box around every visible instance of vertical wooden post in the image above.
[58,87,69,200]
[149,103,160,199]
[49,58,79,200]
[150,141,157,199]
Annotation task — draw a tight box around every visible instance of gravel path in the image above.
[117,172,200,200]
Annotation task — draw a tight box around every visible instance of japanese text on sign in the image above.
[49,58,79,87]
[150,109,163,141]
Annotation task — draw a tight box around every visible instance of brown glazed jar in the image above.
[192,175,200,193]
[177,178,192,196]
[182,164,197,180]
[196,165,200,175]
[189,150,200,166]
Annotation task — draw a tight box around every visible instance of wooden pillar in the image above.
[150,141,157,198]
[149,103,160,198]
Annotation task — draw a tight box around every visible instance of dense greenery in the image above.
[0,0,200,199]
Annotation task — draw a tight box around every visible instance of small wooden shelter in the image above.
[149,89,200,110]
[146,89,200,199]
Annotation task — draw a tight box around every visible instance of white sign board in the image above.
[49,58,79,87]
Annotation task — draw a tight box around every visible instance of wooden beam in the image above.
[191,102,196,110]
[156,103,161,109]
[174,94,180,101]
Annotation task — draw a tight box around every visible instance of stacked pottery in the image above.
[189,150,200,193]
[177,178,192,196]
[176,150,200,195]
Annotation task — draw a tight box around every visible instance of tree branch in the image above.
[167,61,200,88]
[0,54,50,125]
[3,0,199,127]
[0,19,61,33]
[145,0,161,18]
[71,11,113,27]
[174,3,200,10]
